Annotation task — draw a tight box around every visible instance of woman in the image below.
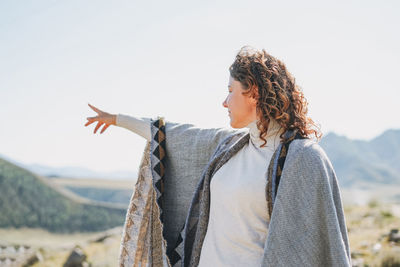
[85,46,351,266]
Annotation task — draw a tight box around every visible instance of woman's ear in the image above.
[251,86,259,103]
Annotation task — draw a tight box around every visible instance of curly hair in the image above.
[229,46,322,146]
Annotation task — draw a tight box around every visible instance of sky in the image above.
[1,0,399,174]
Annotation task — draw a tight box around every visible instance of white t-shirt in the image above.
[198,119,282,267]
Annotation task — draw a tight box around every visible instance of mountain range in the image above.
[319,129,400,187]
[0,153,137,180]
[3,129,399,187]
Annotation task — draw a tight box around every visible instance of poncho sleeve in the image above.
[262,139,352,266]
[119,117,239,267]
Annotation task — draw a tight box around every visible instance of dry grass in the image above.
[0,228,103,248]
[51,177,136,190]
[0,227,123,267]
[1,201,399,266]
[345,201,400,266]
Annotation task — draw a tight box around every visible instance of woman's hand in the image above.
[84,103,117,134]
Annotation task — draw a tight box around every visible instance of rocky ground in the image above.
[0,201,399,266]
[345,201,400,266]
[0,227,122,267]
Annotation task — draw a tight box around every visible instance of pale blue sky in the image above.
[1,0,399,173]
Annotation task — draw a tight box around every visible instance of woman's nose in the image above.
[222,98,228,108]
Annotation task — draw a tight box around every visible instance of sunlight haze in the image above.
[1,0,399,173]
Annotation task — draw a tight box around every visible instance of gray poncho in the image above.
[118,118,352,267]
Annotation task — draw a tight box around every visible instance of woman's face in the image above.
[222,76,258,128]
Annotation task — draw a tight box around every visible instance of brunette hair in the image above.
[229,46,322,146]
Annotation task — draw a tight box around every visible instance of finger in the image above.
[88,103,103,114]
[84,116,98,126]
[85,120,95,127]
[86,116,99,121]
[100,124,110,134]
[94,122,104,134]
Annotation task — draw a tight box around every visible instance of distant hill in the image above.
[26,163,137,180]
[320,129,400,187]
[0,153,137,180]
[0,158,127,233]
[51,177,135,206]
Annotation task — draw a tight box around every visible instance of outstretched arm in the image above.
[84,103,241,158]
[116,113,151,141]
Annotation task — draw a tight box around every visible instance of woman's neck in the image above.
[245,119,283,149]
